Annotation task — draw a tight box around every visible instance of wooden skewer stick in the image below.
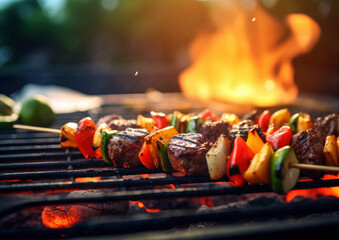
[13,124,61,134]
[290,163,339,172]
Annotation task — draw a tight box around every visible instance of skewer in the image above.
[11,124,339,173]
[13,124,61,134]
[290,163,339,172]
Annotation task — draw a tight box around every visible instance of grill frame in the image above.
[0,93,339,239]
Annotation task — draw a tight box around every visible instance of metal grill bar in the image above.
[1,198,339,239]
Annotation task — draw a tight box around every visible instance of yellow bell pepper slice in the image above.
[243,143,274,185]
[60,122,78,148]
[269,108,291,129]
[144,126,178,170]
[246,129,264,154]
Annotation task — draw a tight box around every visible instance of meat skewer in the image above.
[8,110,339,195]
[11,120,339,173]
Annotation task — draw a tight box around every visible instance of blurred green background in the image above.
[0,0,338,97]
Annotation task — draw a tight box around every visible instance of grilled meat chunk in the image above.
[314,113,339,137]
[168,133,212,176]
[291,129,326,178]
[107,128,148,168]
[199,120,232,143]
[96,114,123,126]
[230,120,264,142]
[107,119,139,131]
[97,114,139,131]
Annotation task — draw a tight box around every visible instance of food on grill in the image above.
[243,143,274,185]
[266,125,293,151]
[139,140,156,170]
[0,93,15,115]
[220,112,240,126]
[289,112,313,134]
[323,135,339,170]
[96,114,123,126]
[19,95,55,127]
[107,128,148,168]
[144,126,178,171]
[270,146,300,194]
[137,114,156,132]
[258,110,270,133]
[6,106,339,195]
[0,112,19,130]
[230,120,264,141]
[186,116,205,133]
[101,129,119,165]
[242,110,259,123]
[150,111,169,129]
[198,108,220,122]
[74,117,100,159]
[226,136,255,186]
[92,123,111,157]
[168,133,212,176]
[206,134,231,180]
[246,129,264,154]
[269,108,291,129]
[291,129,326,178]
[60,122,78,148]
[199,120,232,144]
[314,113,339,136]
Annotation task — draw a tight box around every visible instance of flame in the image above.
[179,1,320,106]
[286,174,339,202]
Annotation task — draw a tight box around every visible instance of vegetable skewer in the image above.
[12,123,339,173]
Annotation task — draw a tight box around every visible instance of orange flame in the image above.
[286,174,339,202]
[179,1,320,106]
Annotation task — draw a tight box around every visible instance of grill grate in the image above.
[0,93,339,239]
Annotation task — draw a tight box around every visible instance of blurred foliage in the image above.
[0,0,208,66]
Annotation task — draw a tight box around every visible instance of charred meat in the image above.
[291,129,326,178]
[314,113,339,137]
[199,120,232,143]
[107,119,139,131]
[168,133,212,176]
[107,128,148,168]
[230,120,264,142]
[96,114,123,126]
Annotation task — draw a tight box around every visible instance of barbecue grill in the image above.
[1,93,339,239]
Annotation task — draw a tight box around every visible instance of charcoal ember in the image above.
[42,190,129,229]
[189,194,283,231]
[96,114,124,126]
[230,120,265,142]
[291,129,326,178]
[199,120,233,143]
[0,206,44,230]
[108,128,148,168]
[314,113,339,137]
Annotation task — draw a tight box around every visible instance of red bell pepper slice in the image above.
[74,117,100,159]
[150,111,169,129]
[226,136,255,186]
[198,108,220,121]
[139,142,156,169]
[266,125,293,151]
[258,110,270,133]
